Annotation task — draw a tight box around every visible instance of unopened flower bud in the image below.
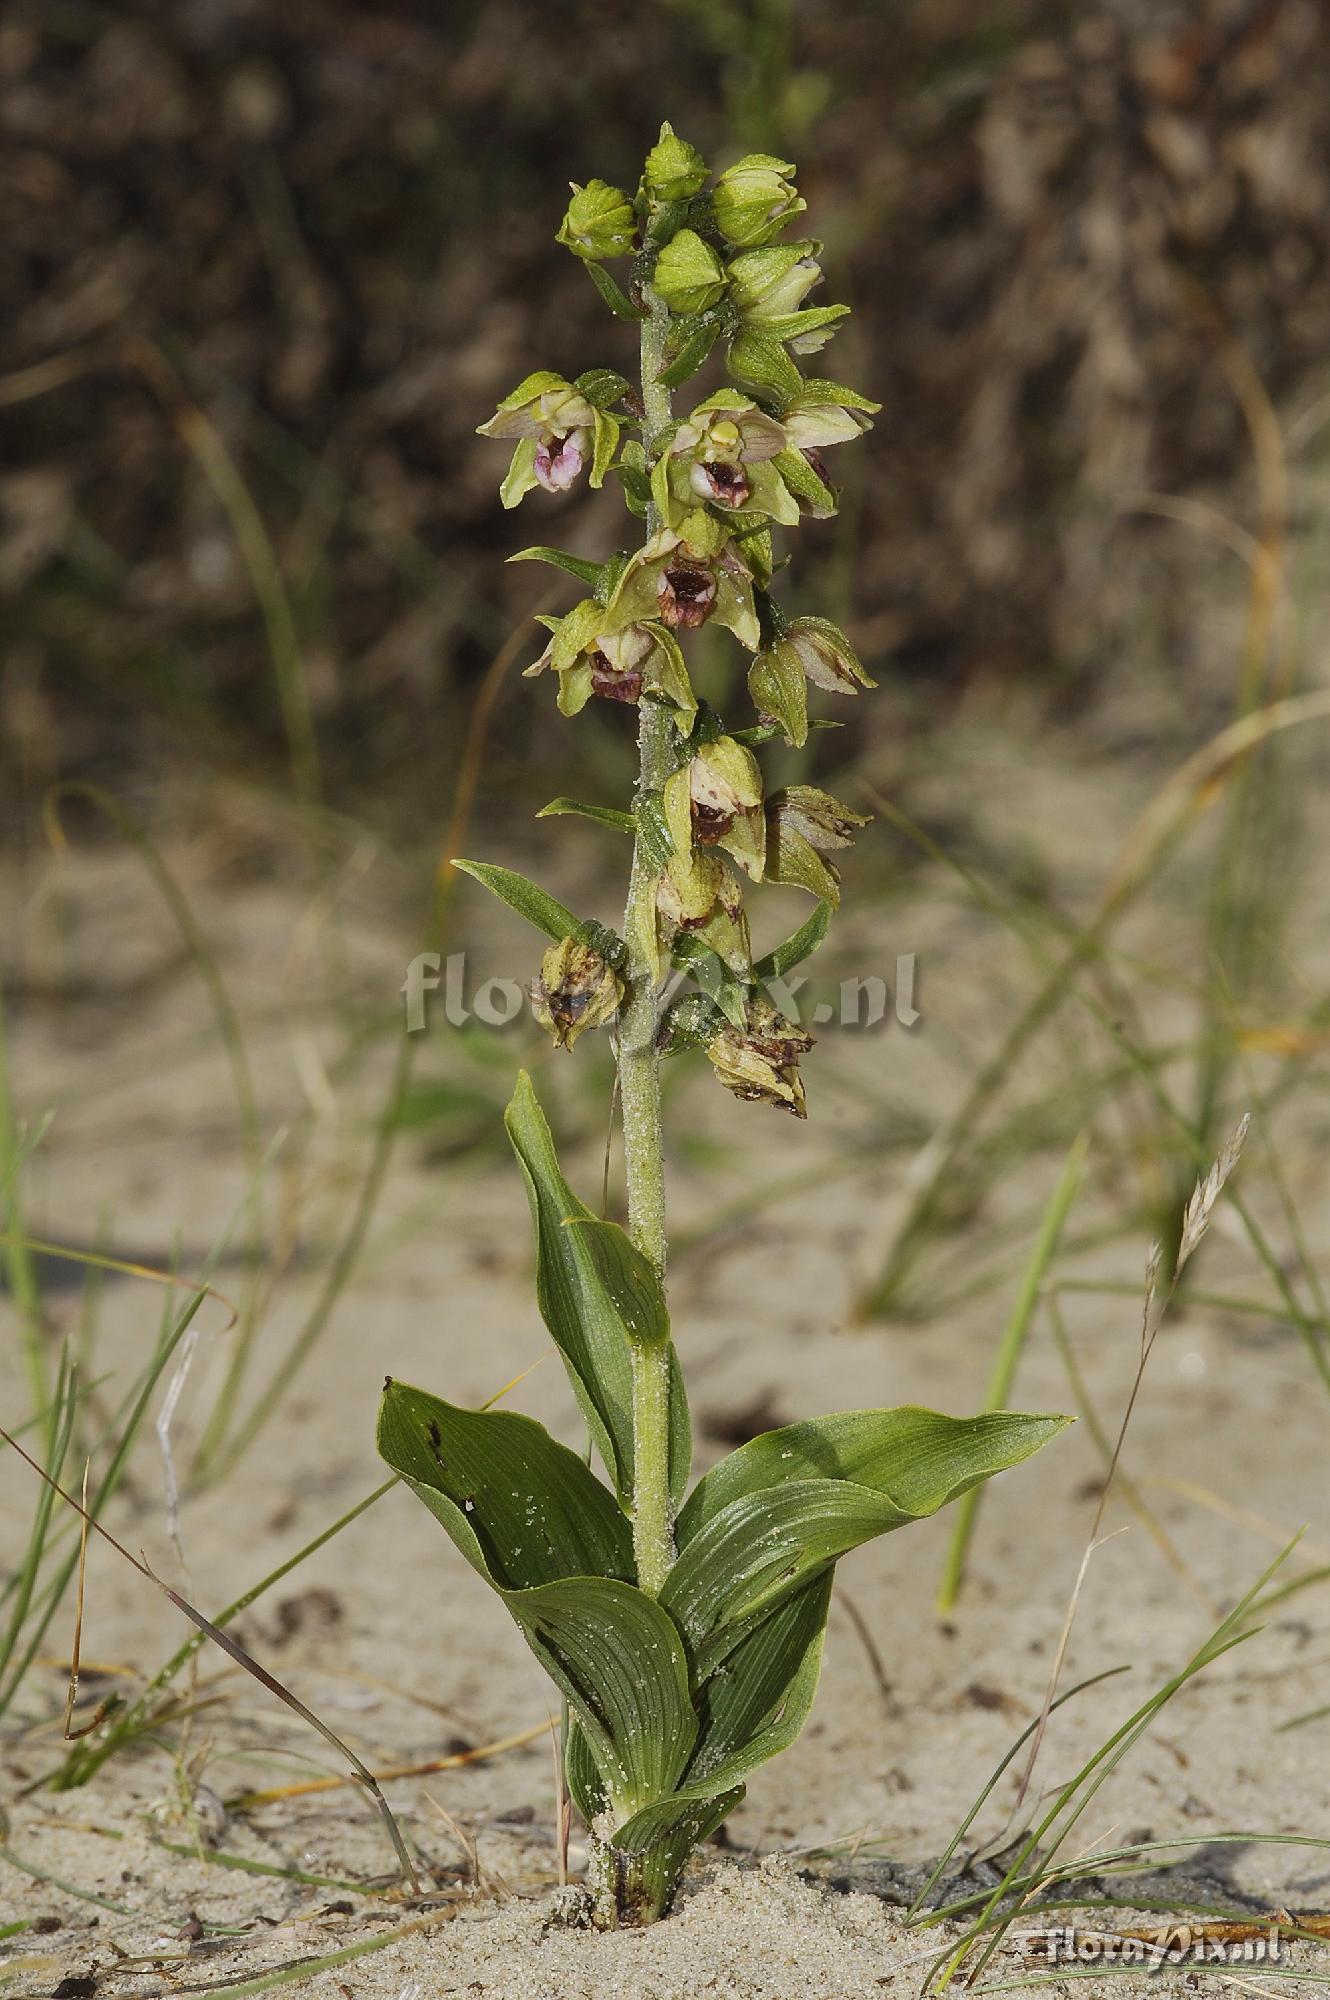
[530,937,623,1050]
[707,997,814,1118]
[644,124,708,203]
[727,243,822,320]
[652,228,727,315]
[712,153,805,248]
[557,180,637,261]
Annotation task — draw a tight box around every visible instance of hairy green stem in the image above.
[618,286,675,1604]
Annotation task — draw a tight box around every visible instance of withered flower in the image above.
[530,937,623,1051]
[706,997,814,1118]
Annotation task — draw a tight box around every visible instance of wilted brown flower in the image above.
[706,997,814,1117]
[530,937,623,1051]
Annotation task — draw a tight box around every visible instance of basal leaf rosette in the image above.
[379,1075,1071,1926]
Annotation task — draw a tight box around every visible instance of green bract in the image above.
[712,153,805,247]
[400,130,1071,1931]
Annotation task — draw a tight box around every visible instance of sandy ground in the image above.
[2,716,1329,1996]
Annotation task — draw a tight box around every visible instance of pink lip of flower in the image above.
[534,429,588,492]
[689,460,751,508]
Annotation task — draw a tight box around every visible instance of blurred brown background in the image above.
[3,0,1329,828]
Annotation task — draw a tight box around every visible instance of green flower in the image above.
[712,153,805,248]
[728,242,823,318]
[748,617,875,747]
[728,244,849,356]
[531,936,624,1050]
[605,527,760,650]
[478,372,599,507]
[706,996,814,1118]
[556,179,637,260]
[651,228,727,315]
[656,392,797,526]
[643,123,708,203]
[525,605,696,723]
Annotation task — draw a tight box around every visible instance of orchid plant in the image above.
[377,128,1067,1928]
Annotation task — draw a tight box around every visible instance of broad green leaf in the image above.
[597,1787,745,1924]
[565,1714,607,1824]
[754,904,830,982]
[666,1410,1069,1673]
[451,860,576,943]
[677,1408,1070,1545]
[537,799,636,834]
[507,546,606,589]
[564,1217,669,1348]
[376,1380,631,1590]
[510,1577,696,1817]
[378,1387,695,1818]
[505,1074,691,1509]
[682,1571,831,1794]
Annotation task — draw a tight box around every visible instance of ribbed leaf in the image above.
[677,1408,1067,1543]
[564,1217,670,1348]
[596,1787,745,1925]
[682,1571,831,1793]
[565,1713,607,1824]
[512,1577,696,1817]
[376,1380,631,1589]
[505,1073,691,1509]
[452,860,576,943]
[380,1382,696,1820]
[666,1410,1069,1674]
